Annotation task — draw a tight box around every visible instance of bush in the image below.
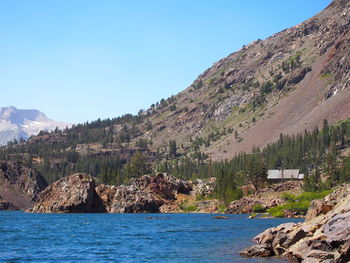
[268,190,333,217]
[252,204,266,213]
[183,205,198,212]
[296,190,332,201]
[281,193,296,202]
[267,200,310,217]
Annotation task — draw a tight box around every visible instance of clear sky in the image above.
[0,0,331,124]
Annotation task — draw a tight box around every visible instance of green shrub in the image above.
[281,193,296,202]
[296,190,332,201]
[267,200,310,217]
[268,190,333,217]
[252,204,266,213]
[267,206,285,217]
[183,205,198,212]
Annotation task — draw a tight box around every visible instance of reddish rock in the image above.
[131,173,192,200]
[0,198,18,210]
[30,173,105,213]
[305,199,334,221]
[96,173,192,213]
[0,161,47,209]
[239,244,274,257]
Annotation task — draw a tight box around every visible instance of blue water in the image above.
[1,211,303,263]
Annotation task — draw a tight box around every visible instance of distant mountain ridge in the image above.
[0,0,349,186]
[0,106,70,146]
[6,0,349,161]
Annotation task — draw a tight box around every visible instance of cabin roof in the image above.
[267,169,303,180]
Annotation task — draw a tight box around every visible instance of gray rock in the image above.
[239,244,274,257]
[324,211,350,243]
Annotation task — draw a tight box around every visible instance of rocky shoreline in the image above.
[28,172,225,214]
[28,173,194,213]
[3,163,350,262]
[240,184,350,262]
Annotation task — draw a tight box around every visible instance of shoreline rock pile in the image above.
[240,184,350,262]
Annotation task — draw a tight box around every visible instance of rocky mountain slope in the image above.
[0,161,48,209]
[24,0,350,162]
[0,0,349,187]
[140,0,350,160]
[0,106,70,146]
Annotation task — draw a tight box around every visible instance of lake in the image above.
[1,212,303,263]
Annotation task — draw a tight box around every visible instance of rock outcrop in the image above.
[30,172,193,213]
[131,173,192,199]
[0,196,17,210]
[191,177,216,197]
[95,184,162,213]
[240,184,350,262]
[0,161,47,209]
[96,173,192,213]
[30,173,105,213]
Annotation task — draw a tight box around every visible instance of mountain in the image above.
[0,106,71,146]
[141,0,350,161]
[0,0,349,186]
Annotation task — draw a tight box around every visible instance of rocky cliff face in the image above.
[136,0,350,161]
[240,184,350,262]
[0,161,48,209]
[30,173,105,213]
[30,173,192,213]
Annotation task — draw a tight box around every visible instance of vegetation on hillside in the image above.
[0,117,349,206]
[267,190,332,217]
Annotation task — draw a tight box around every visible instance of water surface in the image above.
[1,212,303,263]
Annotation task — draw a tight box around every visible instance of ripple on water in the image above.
[0,212,303,263]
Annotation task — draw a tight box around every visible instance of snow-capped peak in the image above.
[0,106,71,146]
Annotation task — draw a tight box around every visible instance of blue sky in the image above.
[0,0,331,124]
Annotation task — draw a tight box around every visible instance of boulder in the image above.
[239,244,274,257]
[191,177,216,197]
[197,199,221,213]
[227,197,264,214]
[323,211,350,244]
[131,173,192,200]
[212,215,229,219]
[0,198,17,210]
[306,199,334,221]
[241,184,350,262]
[107,185,163,213]
[30,173,105,213]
